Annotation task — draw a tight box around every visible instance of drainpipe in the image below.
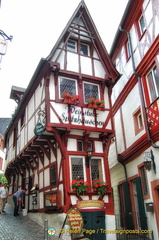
[119,26,159,149]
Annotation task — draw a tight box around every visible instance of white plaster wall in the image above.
[114,110,125,154]
[94,141,103,153]
[105,215,117,240]
[35,79,45,109]
[108,142,118,168]
[49,74,55,100]
[27,95,35,120]
[81,56,92,75]
[110,163,125,214]
[44,168,50,187]
[39,172,43,189]
[67,52,79,72]
[27,117,35,141]
[94,59,106,78]
[122,85,146,148]
[67,139,77,151]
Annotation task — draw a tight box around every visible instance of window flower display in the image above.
[92,179,108,196]
[62,91,80,104]
[86,97,105,110]
[71,179,89,196]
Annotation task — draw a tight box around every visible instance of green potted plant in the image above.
[92,179,108,196]
[71,179,89,196]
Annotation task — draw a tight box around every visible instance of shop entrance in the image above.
[80,211,106,240]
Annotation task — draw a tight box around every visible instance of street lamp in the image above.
[86,147,93,167]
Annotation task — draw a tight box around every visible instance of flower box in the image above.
[71,179,89,196]
[92,179,108,196]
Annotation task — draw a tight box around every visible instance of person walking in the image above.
[0,183,9,213]
[12,189,27,216]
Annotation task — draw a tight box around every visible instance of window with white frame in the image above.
[67,39,89,56]
[138,15,146,35]
[84,82,99,102]
[70,157,85,181]
[80,43,89,56]
[147,65,159,103]
[90,158,103,181]
[133,107,144,135]
[59,77,77,98]
[67,40,77,53]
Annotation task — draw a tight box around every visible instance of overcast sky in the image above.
[0,0,128,118]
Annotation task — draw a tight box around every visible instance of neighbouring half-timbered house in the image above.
[109,0,159,239]
[4,1,119,239]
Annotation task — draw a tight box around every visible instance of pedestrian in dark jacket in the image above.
[12,189,27,216]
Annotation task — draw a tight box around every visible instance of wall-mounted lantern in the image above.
[86,147,93,167]
[144,149,156,173]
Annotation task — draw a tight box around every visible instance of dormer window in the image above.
[67,40,89,56]
[67,40,77,53]
[80,43,89,56]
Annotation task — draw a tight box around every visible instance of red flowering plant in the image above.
[72,179,89,196]
[86,97,105,110]
[92,179,108,196]
[62,91,71,98]
[70,93,80,103]
[62,91,80,104]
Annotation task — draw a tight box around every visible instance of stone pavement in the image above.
[0,203,62,240]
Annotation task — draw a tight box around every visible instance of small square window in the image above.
[80,43,89,56]
[133,107,144,135]
[67,40,77,52]
[77,140,83,151]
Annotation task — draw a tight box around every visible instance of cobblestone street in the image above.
[0,203,61,240]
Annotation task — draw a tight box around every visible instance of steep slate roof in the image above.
[0,118,11,137]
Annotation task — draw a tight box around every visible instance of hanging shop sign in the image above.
[34,108,46,136]
[34,122,45,136]
[67,208,83,232]
[77,200,104,209]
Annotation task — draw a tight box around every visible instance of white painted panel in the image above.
[67,52,78,72]
[39,192,43,209]
[122,85,146,147]
[94,141,103,153]
[49,74,55,100]
[44,168,50,187]
[28,117,35,141]
[94,59,106,78]
[50,102,68,124]
[68,139,77,151]
[27,95,35,120]
[19,127,25,151]
[96,110,109,129]
[114,110,125,154]
[93,49,99,59]
[39,172,43,189]
[35,79,45,109]
[81,56,92,75]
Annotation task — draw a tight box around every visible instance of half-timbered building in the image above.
[109,0,159,239]
[4,1,119,239]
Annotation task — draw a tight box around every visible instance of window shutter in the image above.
[122,181,134,229]
[135,176,148,229]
